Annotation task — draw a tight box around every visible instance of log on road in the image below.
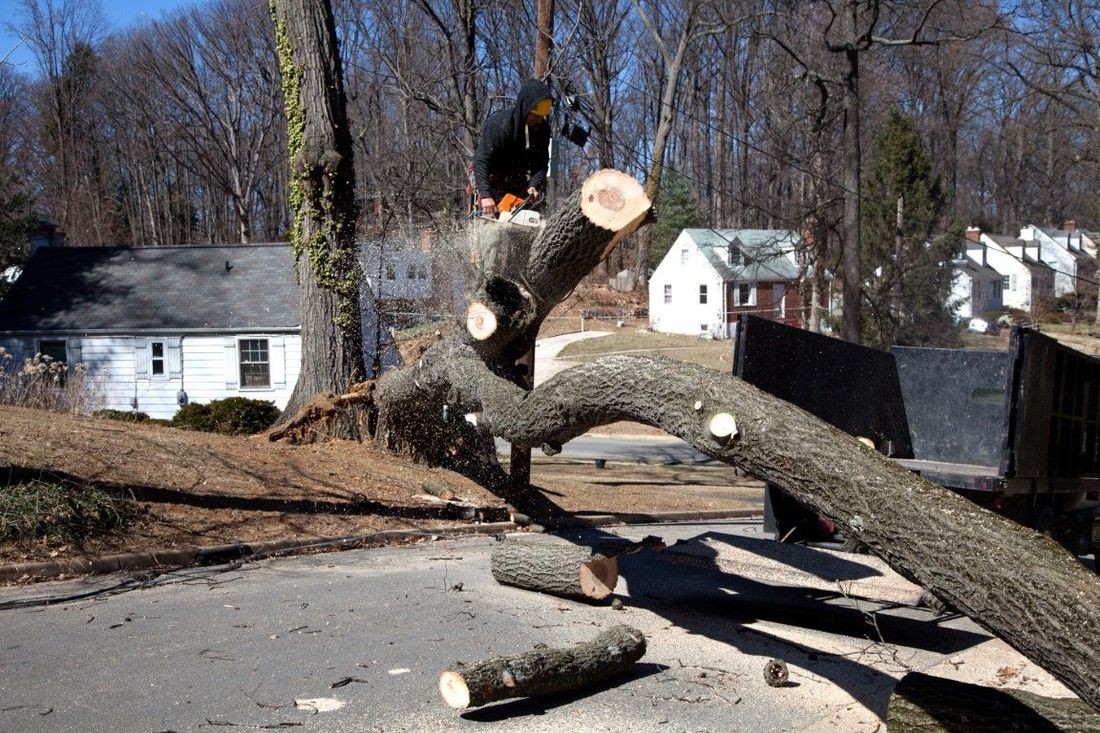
[439,624,646,710]
[887,672,1100,732]
[491,538,619,601]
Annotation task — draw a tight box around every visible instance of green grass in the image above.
[0,481,137,544]
[557,331,733,372]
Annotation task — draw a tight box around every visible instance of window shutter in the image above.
[224,337,238,389]
[134,339,150,380]
[271,337,286,389]
[167,337,182,378]
[66,338,82,366]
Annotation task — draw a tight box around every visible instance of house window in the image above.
[663,284,672,304]
[150,341,165,376]
[699,284,708,304]
[38,339,67,364]
[238,338,270,388]
[416,263,428,280]
[680,249,688,265]
[728,246,743,266]
[407,265,416,279]
[1002,275,1010,290]
[385,263,396,280]
[733,283,755,306]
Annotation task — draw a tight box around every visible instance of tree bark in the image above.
[438,624,646,709]
[374,168,1100,711]
[269,0,365,436]
[887,672,1100,732]
[491,539,619,600]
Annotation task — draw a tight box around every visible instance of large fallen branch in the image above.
[887,672,1100,732]
[374,169,1100,710]
[439,624,646,710]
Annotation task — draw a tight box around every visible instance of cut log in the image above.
[887,672,1100,732]
[490,539,619,600]
[707,412,739,444]
[421,480,455,502]
[439,624,646,710]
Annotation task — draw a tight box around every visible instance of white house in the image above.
[952,241,1003,320]
[1020,223,1094,297]
[649,229,806,338]
[361,236,433,301]
[0,243,397,420]
[966,228,1054,314]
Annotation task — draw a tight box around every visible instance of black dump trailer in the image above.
[733,314,1100,560]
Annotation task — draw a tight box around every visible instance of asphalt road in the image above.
[0,520,1065,733]
[497,435,714,465]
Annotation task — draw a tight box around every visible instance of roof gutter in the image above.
[0,327,301,338]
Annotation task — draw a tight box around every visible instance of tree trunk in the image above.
[373,168,1100,711]
[438,624,646,710]
[269,0,365,437]
[491,538,619,600]
[887,672,1100,732]
[841,42,862,343]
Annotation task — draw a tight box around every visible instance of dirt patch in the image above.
[0,406,761,569]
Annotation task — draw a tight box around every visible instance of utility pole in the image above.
[510,0,554,490]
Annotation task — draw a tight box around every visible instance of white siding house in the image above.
[970,231,1054,314]
[0,244,309,420]
[1021,224,1094,297]
[952,243,1003,320]
[649,229,807,338]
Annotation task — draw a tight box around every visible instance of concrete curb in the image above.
[0,509,761,584]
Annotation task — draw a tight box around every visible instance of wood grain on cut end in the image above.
[708,412,738,444]
[580,169,651,232]
[438,670,471,709]
[466,302,497,340]
[579,556,620,600]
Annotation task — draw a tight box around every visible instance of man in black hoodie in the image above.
[473,79,553,215]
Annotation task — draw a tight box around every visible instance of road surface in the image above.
[0,520,1069,732]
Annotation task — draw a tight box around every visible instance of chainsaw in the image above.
[493,193,542,227]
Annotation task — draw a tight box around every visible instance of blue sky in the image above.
[1,0,193,77]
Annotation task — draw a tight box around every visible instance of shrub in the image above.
[0,480,137,544]
[94,409,151,423]
[172,397,280,435]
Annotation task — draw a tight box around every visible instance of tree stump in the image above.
[439,624,646,710]
[888,672,1100,732]
[491,539,619,601]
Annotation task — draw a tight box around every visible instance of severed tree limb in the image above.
[380,349,1100,710]
[491,538,619,600]
[887,672,1100,732]
[439,624,646,710]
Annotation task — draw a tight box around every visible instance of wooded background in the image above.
[1,0,1097,299]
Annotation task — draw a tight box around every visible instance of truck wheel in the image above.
[1032,506,1057,538]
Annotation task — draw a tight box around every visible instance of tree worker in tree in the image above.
[473,79,553,216]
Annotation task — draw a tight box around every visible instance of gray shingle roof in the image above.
[0,244,301,334]
[684,229,804,282]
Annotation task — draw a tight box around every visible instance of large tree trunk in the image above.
[373,168,1100,710]
[270,0,365,437]
[887,672,1100,732]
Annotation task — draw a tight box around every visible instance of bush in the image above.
[172,397,280,435]
[0,480,137,544]
[0,350,107,414]
[94,409,151,423]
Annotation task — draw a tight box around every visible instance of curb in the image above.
[0,509,761,584]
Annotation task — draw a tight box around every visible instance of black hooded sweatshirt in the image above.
[473,79,552,201]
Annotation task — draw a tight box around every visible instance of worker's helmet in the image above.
[530,98,552,118]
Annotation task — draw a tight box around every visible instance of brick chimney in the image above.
[418,227,433,253]
[965,226,981,242]
[1064,219,1077,233]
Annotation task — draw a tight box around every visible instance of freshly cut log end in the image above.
[438,624,646,710]
[491,539,619,600]
[708,412,739,445]
[439,670,472,710]
[857,436,876,450]
[580,169,651,234]
[466,302,497,340]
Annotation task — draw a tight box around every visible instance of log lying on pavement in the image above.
[887,672,1100,732]
[439,624,646,710]
[491,539,619,600]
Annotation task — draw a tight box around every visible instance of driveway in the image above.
[533,330,611,386]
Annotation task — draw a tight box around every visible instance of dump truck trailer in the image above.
[733,314,1100,561]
